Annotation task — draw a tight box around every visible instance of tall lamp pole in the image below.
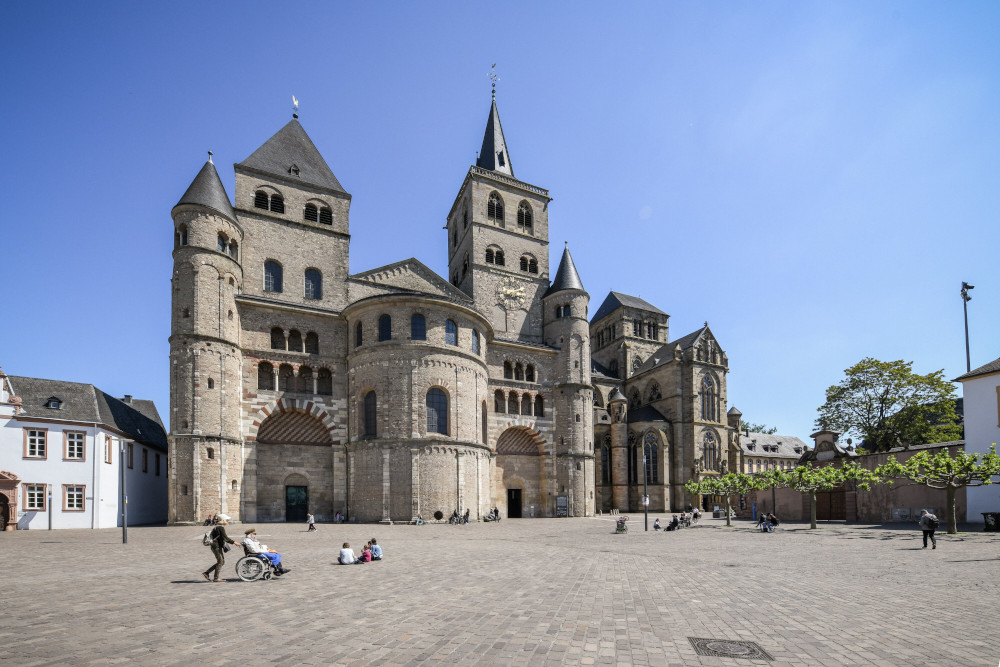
[120,441,128,544]
[961,282,974,373]
[642,447,649,531]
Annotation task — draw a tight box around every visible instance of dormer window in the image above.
[288,164,299,176]
[46,397,62,409]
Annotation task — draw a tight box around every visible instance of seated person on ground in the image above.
[667,515,679,531]
[356,543,372,563]
[653,518,661,531]
[370,538,383,560]
[339,542,356,564]
[243,528,290,575]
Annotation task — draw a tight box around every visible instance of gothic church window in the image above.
[487,192,504,226]
[517,202,533,235]
[643,432,658,483]
[288,330,303,352]
[411,313,426,340]
[363,391,377,437]
[378,314,392,341]
[426,388,448,435]
[264,261,283,293]
[270,327,285,350]
[462,255,469,279]
[702,375,718,422]
[305,332,319,354]
[647,382,661,402]
[601,444,610,484]
[629,389,641,406]
[305,269,322,300]
[258,362,274,391]
[317,368,333,395]
[445,319,457,346]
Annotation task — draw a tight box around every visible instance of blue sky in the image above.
[2,2,997,443]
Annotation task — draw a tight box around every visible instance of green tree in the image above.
[684,473,763,527]
[876,445,1000,534]
[761,462,881,529]
[739,419,778,435]
[816,358,961,452]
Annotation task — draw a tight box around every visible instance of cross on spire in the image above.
[488,63,499,100]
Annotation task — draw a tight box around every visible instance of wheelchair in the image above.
[235,548,278,582]
[615,517,628,534]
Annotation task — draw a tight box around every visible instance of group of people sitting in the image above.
[653,507,700,532]
[338,539,383,564]
[757,513,779,532]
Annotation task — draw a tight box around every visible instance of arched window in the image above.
[288,329,303,352]
[258,362,274,390]
[254,190,269,210]
[644,432,659,483]
[601,444,611,484]
[494,249,505,266]
[528,258,538,274]
[298,366,313,393]
[503,361,513,379]
[628,437,638,485]
[305,269,322,300]
[704,432,718,471]
[445,319,457,346]
[411,313,426,340]
[517,202,533,234]
[355,322,363,347]
[378,314,392,341]
[278,364,295,392]
[485,248,495,264]
[487,192,504,226]
[317,368,333,395]
[534,395,544,417]
[269,194,284,214]
[521,394,532,416]
[305,331,319,354]
[526,365,535,382]
[426,388,448,435]
[304,203,318,222]
[494,389,505,414]
[472,329,481,355]
[702,375,718,422]
[520,256,528,272]
[462,255,469,279]
[229,240,238,260]
[514,363,524,381]
[207,378,215,389]
[647,382,661,403]
[507,392,518,414]
[217,234,227,253]
[629,389,641,407]
[319,207,332,224]
[264,261,283,293]
[270,327,285,350]
[363,391,377,437]
[207,447,215,460]
[177,224,188,246]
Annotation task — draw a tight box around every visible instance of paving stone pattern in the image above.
[3,517,998,665]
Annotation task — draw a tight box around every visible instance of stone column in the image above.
[381,445,392,524]
[456,450,464,513]
[410,447,420,522]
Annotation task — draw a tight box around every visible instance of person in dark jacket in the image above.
[203,514,239,582]
[918,509,938,549]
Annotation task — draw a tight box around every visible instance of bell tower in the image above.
[446,92,550,343]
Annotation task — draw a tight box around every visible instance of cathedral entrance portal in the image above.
[285,486,308,522]
[507,489,522,518]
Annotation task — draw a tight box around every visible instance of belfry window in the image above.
[305,269,322,300]
[269,194,284,214]
[494,249,505,266]
[319,207,332,225]
[264,261,283,293]
[426,388,448,435]
[517,202,533,235]
[304,204,318,222]
[254,190,269,210]
[487,192,504,226]
[485,248,495,264]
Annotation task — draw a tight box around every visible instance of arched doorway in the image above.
[255,408,332,522]
[284,473,309,523]
[496,427,546,518]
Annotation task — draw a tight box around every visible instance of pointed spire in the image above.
[174,157,237,223]
[546,244,585,295]
[238,118,346,194]
[476,97,514,176]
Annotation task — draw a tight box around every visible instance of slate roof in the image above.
[628,404,668,424]
[8,376,167,451]
[741,432,809,458]
[954,356,1000,381]
[545,246,585,296]
[476,99,514,177]
[591,359,616,380]
[174,159,237,223]
[591,292,667,324]
[237,118,346,194]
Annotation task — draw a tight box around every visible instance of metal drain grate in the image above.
[688,637,774,660]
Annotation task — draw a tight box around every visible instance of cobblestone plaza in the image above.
[4,516,997,665]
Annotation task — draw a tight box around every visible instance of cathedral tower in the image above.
[543,246,594,516]
[169,156,245,523]
[446,96,550,343]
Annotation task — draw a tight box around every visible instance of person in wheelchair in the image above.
[242,528,291,575]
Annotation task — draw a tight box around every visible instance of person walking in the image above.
[202,514,238,582]
[918,509,939,549]
[306,513,317,532]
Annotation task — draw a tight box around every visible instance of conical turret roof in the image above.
[545,245,585,296]
[174,158,237,223]
[238,118,346,194]
[476,99,514,176]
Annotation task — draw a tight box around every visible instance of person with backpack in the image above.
[202,514,239,582]
[918,509,939,549]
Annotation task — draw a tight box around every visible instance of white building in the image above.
[955,357,1000,524]
[0,367,168,530]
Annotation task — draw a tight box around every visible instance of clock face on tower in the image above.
[495,276,526,312]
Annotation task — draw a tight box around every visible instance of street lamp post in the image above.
[120,441,128,544]
[642,448,649,531]
[47,484,52,531]
[961,282,974,373]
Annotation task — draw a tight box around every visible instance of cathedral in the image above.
[168,93,737,524]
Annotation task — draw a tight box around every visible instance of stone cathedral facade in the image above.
[168,96,737,524]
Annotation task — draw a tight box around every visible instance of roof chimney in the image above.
[123,395,132,404]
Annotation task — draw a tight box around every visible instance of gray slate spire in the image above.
[546,245,585,295]
[238,118,346,194]
[476,99,514,176]
[174,159,237,223]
